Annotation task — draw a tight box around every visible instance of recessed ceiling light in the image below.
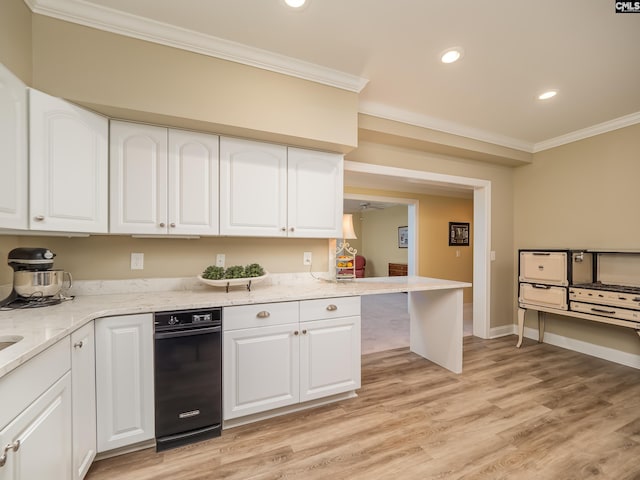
[440,48,463,64]
[284,0,307,7]
[538,90,558,100]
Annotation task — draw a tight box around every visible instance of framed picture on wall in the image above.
[398,226,408,248]
[449,222,470,246]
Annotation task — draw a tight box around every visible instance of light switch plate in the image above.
[303,252,312,265]
[216,254,225,268]
[130,252,144,270]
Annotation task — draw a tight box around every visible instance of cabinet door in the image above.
[168,130,219,235]
[0,373,72,480]
[287,147,343,238]
[110,121,168,234]
[95,314,154,452]
[223,323,299,420]
[299,316,361,402]
[0,63,28,230]
[71,323,96,480]
[29,89,108,233]
[219,137,287,237]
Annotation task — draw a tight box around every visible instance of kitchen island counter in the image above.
[0,274,470,378]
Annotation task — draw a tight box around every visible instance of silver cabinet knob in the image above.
[34,215,45,221]
[289,227,295,232]
[256,311,270,318]
[302,329,308,335]
[294,330,299,336]
[170,222,176,228]
[281,227,286,232]
[159,222,166,227]
[73,341,83,349]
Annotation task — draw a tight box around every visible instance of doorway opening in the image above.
[344,161,491,342]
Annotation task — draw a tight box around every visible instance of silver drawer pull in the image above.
[179,410,200,419]
[73,341,84,349]
[532,284,551,289]
[326,304,338,311]
[256,311,270,318]
[0,440,21,467]
[591,307,616,315]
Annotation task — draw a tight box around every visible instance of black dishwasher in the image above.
[154,308,222,451]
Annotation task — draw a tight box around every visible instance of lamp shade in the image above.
[342,214,357,239]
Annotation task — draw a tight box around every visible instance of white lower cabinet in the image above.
[95,313,155,452]
[71,323,96,480]
[299,316,361,402]
[223,322,300,419]
[223,297,361,421]
[0,339,72,480]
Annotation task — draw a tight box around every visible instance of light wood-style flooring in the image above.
[86,336,640,480]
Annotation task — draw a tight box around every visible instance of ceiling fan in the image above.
[359,202,385,211]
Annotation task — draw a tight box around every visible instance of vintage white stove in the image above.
[517,249,640,347]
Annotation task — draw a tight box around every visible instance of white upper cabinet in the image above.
[287,147,343,238]
[168,129,219,235]
[110,122,168,235]
[0,63,28,230]
[110,121,219,235]
[29,89,108,233]
[220,137,343,238]
[219,137,287,237]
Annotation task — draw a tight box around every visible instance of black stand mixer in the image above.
[0,248,73,309]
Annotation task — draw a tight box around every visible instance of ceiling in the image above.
[27,0,640,153]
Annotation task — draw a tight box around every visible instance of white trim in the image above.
[489,324,517,339]
[523,326,640,370]
[25,0,368,93]
[532,111,640,152]
[344,161,491,339]
[359,101,535,153]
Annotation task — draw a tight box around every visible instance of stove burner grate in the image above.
[572,282,640,295]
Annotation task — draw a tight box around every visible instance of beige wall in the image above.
[30,15,358,152]
[346,141,513,326]
[346,186,474,303]
[0,0,32,83]
[358,206,409,277]
[0,235,329,285]
[514,123,640,355]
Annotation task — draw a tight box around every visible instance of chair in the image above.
[355,255,366,278]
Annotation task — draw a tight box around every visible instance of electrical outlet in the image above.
[303,252,312,265]
[130,252,144,270]
[216,254,225,268]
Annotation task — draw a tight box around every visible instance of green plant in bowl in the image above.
[224,265,246,279]
[245,263,265,277]
[202,265,225,280]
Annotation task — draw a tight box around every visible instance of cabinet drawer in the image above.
[224,301,299,331]
[0,337,70,429]
[519,283,568,310]
[519,251,568,286]
[299,296,360,322]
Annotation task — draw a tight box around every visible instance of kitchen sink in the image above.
[0,336,23,352]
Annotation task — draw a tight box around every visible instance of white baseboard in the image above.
[489,324,517,338]
[523,326,640,370]
[485,324,640,369]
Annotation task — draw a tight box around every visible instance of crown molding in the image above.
[24,0,369,93]
[358,101,535,153]
[533,111,640,152]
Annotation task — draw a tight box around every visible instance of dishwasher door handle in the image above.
[154,326,221,340]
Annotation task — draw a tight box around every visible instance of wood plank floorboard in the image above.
[86,335,640,480]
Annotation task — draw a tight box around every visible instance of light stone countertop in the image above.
[0,274,471,379]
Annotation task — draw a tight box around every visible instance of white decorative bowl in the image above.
[197,272,269,291]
